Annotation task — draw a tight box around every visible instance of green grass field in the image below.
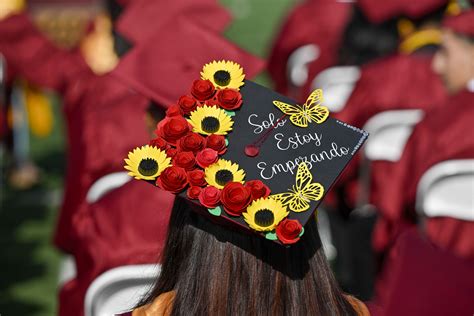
[0,1,295,314]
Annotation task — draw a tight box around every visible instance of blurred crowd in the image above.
[0,0,473,315]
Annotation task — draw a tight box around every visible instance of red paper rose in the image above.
[178,132,205,153]
[276,219,303,245]
[191,79,215,101]
[149,137,169,150]
[199,186,221,208]
[178,95,198,114]
[221,182,252,216]
[166,148,178,158]
[245,180,271,200]
[155,116,190,145]
[205,134,227,154]
[187,186,202,200]
[173,151,196,171]
[187,169,207,187]
[166,105,182,117]
[216,88,242,110]
[196,148,218,168]
[156,166,188,193]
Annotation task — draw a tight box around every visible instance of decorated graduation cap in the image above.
[124,60,368,245]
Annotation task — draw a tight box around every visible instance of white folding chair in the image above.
[84,264,161,316]
[363,109,424,162]
[310,66,360,113]
[353,109,424,216]
[416,159,474,221]
[86,172,132,203]
[286,44,320,88]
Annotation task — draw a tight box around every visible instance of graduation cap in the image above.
[124,60,368,246]
[112,17,264,108]
[115,0,231,45]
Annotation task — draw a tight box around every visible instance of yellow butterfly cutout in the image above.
[271,162,324,212]
[273,89,329,127]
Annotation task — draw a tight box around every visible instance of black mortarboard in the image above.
[124,60,368,246]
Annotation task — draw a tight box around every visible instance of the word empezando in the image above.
[257,142,350,180]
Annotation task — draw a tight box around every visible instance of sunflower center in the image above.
[138,158,159,176]
[213,70,231,86]
[201,116,220,133]
[254,209,275,227]
[215,169,233,186]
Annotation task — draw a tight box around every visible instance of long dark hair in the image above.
[139,198,357,315]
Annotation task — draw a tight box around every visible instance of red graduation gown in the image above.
[372,90,474,256]
[370,228,474,316]
[328,54,447,211]
[267,0,352,101]
[57,74,151,253]
[58,180,174,316]
[0,13,153,253]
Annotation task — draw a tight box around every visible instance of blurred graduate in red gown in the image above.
[369,11,474,315]
[0,0,232,255]
[306,0,449,299]
[330,0,449,214]
[373,8,474,259]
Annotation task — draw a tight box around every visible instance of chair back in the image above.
[86,172,131,203]
[287,44,320,88]
[84,264,160,316]
[311,65,360,112]
[363,109,424,162]
[416,159,474,221]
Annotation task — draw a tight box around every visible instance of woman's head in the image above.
[140,198,356,315]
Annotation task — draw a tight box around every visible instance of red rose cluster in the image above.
[148,77,248,201]
[188,79,243,111]
[199,180,270,216]
[151,128,225,194]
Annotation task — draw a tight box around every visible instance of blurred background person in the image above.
[325,0,451,299]
[369,8,474,315]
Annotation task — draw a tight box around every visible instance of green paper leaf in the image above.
[208,206,222,216]
[224,110,236,117]
[225,138,229,146]
[298,227,305,237]
[265,231,278,240]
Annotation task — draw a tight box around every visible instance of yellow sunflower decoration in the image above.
[205,159,245,189]
[201,60,245,90]
[243,198,289,232]
[188,105,234,135]
[124,145,171,180]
